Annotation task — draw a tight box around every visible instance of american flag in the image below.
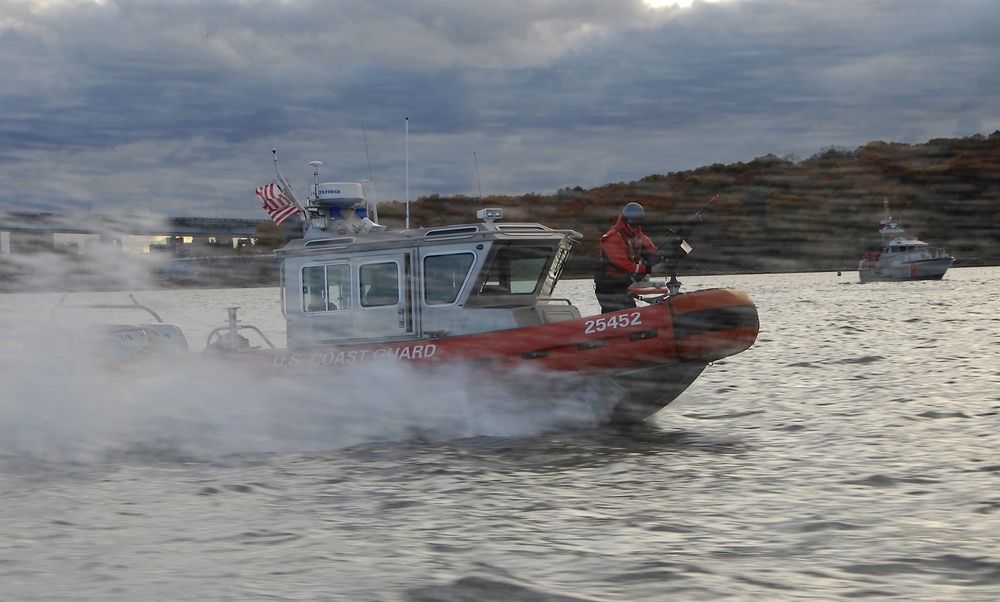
[255,182,300,225]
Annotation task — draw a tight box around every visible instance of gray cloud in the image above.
[1,0,998,218]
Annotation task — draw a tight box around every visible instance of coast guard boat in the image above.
[858,199,953,282]
[97,152,759,424]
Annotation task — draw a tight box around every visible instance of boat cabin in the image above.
[275,181,583,349]
[885,237,927,254]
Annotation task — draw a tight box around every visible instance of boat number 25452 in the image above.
[584,311,642,334]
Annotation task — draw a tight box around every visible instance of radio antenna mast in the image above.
[474,151,483,202]
[405,117,410,232]
[361,118,379,224]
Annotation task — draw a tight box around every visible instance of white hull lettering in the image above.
[271,343,437,368]
[584,311,642,335]
[272,353,303,368]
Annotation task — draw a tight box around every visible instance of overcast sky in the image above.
[2,0,998,219]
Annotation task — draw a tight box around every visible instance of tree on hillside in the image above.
[253,221,285,250]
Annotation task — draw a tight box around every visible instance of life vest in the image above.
[595,218,654,287]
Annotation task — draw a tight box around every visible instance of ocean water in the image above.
[1,268,999,600]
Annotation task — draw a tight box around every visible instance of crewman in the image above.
[594,202,659,313]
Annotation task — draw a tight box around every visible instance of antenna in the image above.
[362,119,374,183]
[309,161,323,203]
[474,151,483,201]
[404,118,410,231]
[361,119,379,224]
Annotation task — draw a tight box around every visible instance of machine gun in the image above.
[648,195,718,295]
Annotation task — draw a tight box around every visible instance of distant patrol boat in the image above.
[858,199,953,282]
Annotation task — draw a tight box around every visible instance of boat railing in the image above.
[860,246,951,271]
[52,294,192,361]
[899,246,951,260]
[424,226,480,238]
[302,237,356,249]
[53,292,165,323]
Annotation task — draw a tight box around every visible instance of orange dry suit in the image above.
[594,215,657,313]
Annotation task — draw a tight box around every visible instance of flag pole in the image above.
[271,148,308,216]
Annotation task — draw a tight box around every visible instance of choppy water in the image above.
[2,268,999,600]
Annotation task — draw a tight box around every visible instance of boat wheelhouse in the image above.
[280,208,583,349]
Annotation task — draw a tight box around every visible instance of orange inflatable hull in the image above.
[237,288,759,423]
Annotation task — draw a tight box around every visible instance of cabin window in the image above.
[479,245,552,296]
[360,262,399,307]
[302,263,351,312]
[424,253,475,305]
